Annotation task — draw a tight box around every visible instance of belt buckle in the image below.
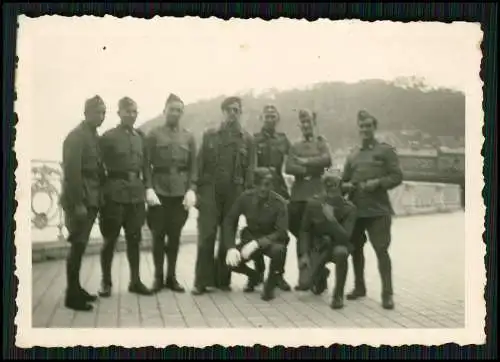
[304,175,312,181]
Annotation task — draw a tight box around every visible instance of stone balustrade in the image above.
[30,160,463,260]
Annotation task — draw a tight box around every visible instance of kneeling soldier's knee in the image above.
[332,245,349,261]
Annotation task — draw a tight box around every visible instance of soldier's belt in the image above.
[153,166,188,174]
[107,171,142,181]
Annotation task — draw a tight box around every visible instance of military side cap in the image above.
[166,93,183,105]
[322,170,342,188]
[221,96,242,110]
[254,167,274,185]
[263,104,278,114]
[298,108,316,120]
[118,96,136,110]
[358,110,376,120]
[84,95,105,112]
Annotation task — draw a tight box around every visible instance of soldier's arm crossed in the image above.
[285,144,308,176]
[297,138,333,170]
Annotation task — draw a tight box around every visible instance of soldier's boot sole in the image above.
[65,296,94,312]
[98,284,112,298]
[311,269,330,295]
[276,276,292,292]
[382,295,395,310]
[165,279,186,293]
[346,288,367,301]
[152,280,165,293]
[128,282,154,296]
[79,288,98,302]
[191,287,210,296]
[330,296,344,310]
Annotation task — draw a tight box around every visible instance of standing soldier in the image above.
[98,97,153,297]
[223,168,289,301]
[192,96,256,295]
[285,109,332,290]
[297,173,357,309]
[251,104,291,292]
[341,110,403,310]
[61,95,106,311]
[145,94,197,293]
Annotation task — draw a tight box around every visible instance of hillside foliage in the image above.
[140,79,465,151]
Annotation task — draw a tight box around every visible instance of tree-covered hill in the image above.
[140,78,465,151]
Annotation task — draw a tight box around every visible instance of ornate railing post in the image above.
[31,160,65,243]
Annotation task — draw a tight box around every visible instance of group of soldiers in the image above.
[61,93,403,313]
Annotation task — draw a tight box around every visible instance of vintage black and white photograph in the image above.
[15,16,485,347]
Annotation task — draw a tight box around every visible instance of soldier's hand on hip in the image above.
[74,204,88,219]
[226,248,241,267]
[146,188,161,206]
[182,190,197,210]
[241,240,259,260]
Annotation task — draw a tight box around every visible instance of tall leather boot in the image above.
[331,259,348,309]
[127,239,152,296]
[346,247,366,300]
[378,250,394,310]
[65,244,93,311]
[98,238,115,298]
[165,233,185,293]
[152,235,165,293]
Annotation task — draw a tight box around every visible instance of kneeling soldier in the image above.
[223,168,289,301]
[297,173,356,309]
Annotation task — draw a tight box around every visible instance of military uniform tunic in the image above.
[286,136,332,203]
[194,122,256,290]
[61,121,103,214]
[342,139,403,217]
[285,136,332,263]
[253,129,290,199]
[98,124,150,286]
[341,138,403,296]
[222,189,289,278]
[298,195,357,257]
[146,125,197,284]
[297,194,356,296]
[147,125,197,197]
[61,121,103,296]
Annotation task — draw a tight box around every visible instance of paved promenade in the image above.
[32,212,465,329]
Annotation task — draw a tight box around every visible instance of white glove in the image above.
[182,190,197,210]
[241,240,259,260]
[146,188,161,206]
[225,248,241,267]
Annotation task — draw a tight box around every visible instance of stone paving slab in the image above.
[31,212,465,329]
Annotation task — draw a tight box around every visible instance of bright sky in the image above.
[16,16,482,161]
